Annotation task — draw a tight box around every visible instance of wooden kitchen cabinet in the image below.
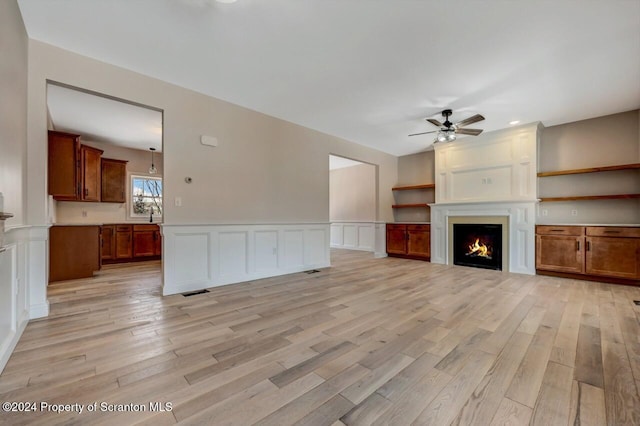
[535,226,584,274]
[48,130,104,202]
[101,225,116,260]
[80,145,103,201]
[133,225,157,257]
[386,223,430,260]
[101,158,128,203]
[103,224,161,264]
[48,131,81,201]
[536,225,640,284]
[116,225,133,259]
[49,226,101,282]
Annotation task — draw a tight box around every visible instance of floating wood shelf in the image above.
[537,163,640,177]
[392,203,430,209]
[540,194,640,202]
[392,184,436,191]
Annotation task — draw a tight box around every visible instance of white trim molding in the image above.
[330,222,375,252]
[161,223,330,296]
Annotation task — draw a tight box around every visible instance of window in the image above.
[131,175,162,217]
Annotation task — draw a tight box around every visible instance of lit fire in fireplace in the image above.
[467,238,492,259]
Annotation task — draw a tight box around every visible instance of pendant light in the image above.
[148,148,157,175]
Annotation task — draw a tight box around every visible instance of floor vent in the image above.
[634,300,640,306]
[182,289,210,297]
[304,269,321,274]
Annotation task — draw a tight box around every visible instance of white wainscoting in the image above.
[162,223,330,296]
[0,225,50,373]
[330,222,375,252]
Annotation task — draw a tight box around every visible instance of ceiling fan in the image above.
[409,109,485,143]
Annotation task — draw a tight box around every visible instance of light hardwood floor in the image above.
[1,249,639,425]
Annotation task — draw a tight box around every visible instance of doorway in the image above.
[46,81,164,289]
[329,155,377,257]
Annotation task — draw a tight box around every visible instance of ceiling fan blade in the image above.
[455,128,483,136]
[455,114,485,128]
[426,118,443,127]
[408,130,437,137]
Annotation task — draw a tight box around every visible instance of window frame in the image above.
[129,174,163,219]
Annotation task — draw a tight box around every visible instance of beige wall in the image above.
[0,0,28,225]
[54,141,164,224]
[26,41,397,226]
[330,164,376,222]
[394,151,436,223]
[538,110,640,224]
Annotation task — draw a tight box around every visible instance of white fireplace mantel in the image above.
[428,123,542,275]
[430,200,537,275]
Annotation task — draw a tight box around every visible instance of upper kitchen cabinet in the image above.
[80,145,103,202]
[101,158,128,203]
[48,130,81,200]
[48,130,104,202]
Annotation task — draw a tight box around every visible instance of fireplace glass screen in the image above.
[453,224,502,271]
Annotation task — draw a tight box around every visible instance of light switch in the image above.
[175,197,182,207]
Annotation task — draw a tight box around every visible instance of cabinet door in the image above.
[81,145,103,201]
[586,237,640,279]
[154,231,162,256]
[536,235,584,274]
[101,225,116,260]
[407,225,430,258]
[49,226,100,282]
[48,131,80,200]
[101,159,127,203]
[116,230,132,259]
[386,224,407,255]
[133,231,156,257]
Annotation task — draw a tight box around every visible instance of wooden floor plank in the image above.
[1,250,639,425]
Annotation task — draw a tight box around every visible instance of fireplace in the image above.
[453,223,502,271]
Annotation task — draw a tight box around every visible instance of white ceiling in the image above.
[47,84,163,152]
[20,0,640,156]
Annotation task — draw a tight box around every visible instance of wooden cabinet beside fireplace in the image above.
[536,225,640,283]
[386,223,430,260]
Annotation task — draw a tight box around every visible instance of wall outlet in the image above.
[175,197,182,207]
[571,209,578,216]
[542,209,548,216]
[82,210,87,217]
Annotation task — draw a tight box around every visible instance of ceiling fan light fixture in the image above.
[446,131,456,142]
[436,132,447,143]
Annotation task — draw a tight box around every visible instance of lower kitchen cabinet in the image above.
[102,224,161,264]
[101,225,116,260]
[116,225,133,259]
[50,225,101,282]
[536,225,640,284]
[386,223,430,260]
[133,225,162,258]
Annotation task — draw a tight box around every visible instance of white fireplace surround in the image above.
[429,123,541,275]
[430,201,537,274]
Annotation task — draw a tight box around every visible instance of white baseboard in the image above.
[161,223,331,296]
